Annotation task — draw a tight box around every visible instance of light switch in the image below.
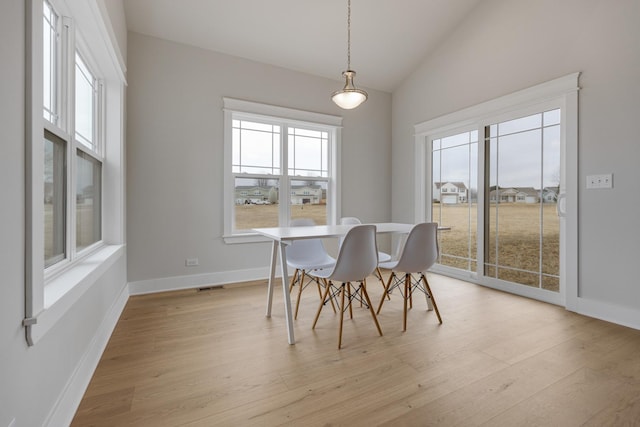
[586,174,613,189]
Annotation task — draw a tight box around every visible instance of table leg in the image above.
[278,241,295,344]
[265,240,278,318]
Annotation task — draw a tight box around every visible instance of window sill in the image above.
[223,233,272,244]
[30,244,125,344]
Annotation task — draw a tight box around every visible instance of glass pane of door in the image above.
[431,131,478,272]
[484,110,561,291]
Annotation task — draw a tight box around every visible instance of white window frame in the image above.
[414,73,579,308]
[222,98,342,244]
[25,0,126,345]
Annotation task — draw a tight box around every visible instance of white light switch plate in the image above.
[586,173,613,189]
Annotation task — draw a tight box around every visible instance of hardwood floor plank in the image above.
[72,274,640,426]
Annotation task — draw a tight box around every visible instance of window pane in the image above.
[76,150,102,251]
[440,132,470,149]
[44,130,66,267]
[234,177,279,230]
[75,53,95,149]
[290,179,327,225]
[288,127,328,177]
[498,113,542,136]
[232,120,280,174]
[43,0,57,123]
[543,109,561,126]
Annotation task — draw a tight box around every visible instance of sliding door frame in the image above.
[414,73,579,307]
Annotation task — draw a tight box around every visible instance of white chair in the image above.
[286,218,336,319]
[311,224,383,349]
[340,217,391,297]
[377,222,442,331]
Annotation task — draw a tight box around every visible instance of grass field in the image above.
[236,202,560,291]
[434,203,559,291]
[234,203,328,229]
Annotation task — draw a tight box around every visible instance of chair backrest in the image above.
[340,217,362,226]
[393,222,439,274]
[286,218,329,266]
[329,225,378,283]
[338,217,362,248]
[290,218,315,227]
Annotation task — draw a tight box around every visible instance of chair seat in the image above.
[378,259,398,270]
[378,251,392,263]
[287,253,336,271]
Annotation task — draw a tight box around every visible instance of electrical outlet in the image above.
[185,258,199,267]
[586,173,613,189]
[8,418,16,427]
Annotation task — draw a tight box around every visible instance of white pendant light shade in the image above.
[332,0,367,109]
[332,70,368,109]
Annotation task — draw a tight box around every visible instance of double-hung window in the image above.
[26,0,126,345]
[42,1,104,272]
[223,98,342,243]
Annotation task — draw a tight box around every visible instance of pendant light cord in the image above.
[347,0,351,70]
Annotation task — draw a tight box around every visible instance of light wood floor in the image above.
[72,273,640,426]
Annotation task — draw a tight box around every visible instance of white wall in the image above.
[0,2,128,426]
[392,0,640,323]
[100,0,127,64]
[126,32,392,291]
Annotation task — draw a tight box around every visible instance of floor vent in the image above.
[197,286,224,292]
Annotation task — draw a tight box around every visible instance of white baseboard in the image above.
[128,266,277,295]
[572,296,640,331]
[44,282,129,427]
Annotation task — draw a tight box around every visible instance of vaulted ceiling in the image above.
[123,0,482,92]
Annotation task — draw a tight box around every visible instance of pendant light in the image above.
[331,0,368,109]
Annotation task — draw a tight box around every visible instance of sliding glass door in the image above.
[417,74,578,306]
[484,109,561,292]
[427,108,565,302]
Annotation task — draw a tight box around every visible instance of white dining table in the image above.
[253,222,414,344]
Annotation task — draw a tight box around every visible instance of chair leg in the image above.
[377,272,396,314]
[338,283,346,349]
[312,279,333,329]
[375,267,391,300]
[403,274,410,332]
[315,276,324,299]
[347,283,354,319]
[360,279,383,337]
[323,278,337,314]
[289,269,299,293]
[294,270,306,320]
[409,273,413,309]
[421,274,442,324]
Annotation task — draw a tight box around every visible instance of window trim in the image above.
[222,98,342,244]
